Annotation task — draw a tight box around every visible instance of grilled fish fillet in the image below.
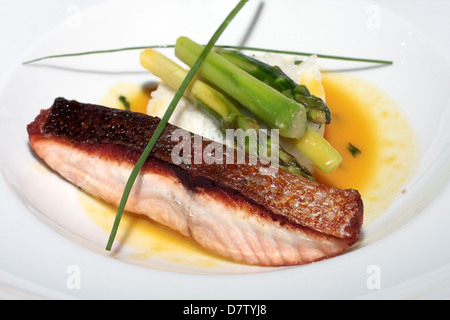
[27,98,363,266]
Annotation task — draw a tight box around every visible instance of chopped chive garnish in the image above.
[105,0,249,251]
[118,95,130,111]
[348,143,362,157]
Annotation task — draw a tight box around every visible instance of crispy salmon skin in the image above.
[27,98,363,266]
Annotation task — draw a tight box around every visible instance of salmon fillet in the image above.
[27,97,363,266]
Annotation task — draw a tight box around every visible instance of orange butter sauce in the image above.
[314,74,380,194]
[98,82,154,114]
[316,73,418,224]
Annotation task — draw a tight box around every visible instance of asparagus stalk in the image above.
[140,49,258,132]
[288,125,342,173]
[175,36,308,140]
[175,37,342,173]
[140,49,315,180]
[216,50,342,172]
[217,48,331,124]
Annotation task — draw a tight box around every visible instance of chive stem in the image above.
[22,45,175,65]
[348,143,362,157]
[22,45,393,66]
[118,95,131,111]
[221,46,393,65]
[105,0,249,251]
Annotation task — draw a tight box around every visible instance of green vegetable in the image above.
[348,143,362,157]
[140,49,258,132]
[217,48,331,124]
[105,0,249,251]
[175,36,308,140]
[118,95,131,111]
[175,37,342,173]
[289,125,342,173]
[140,49,315,180]
[22,45,394,66]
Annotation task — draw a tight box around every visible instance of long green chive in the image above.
[22,45,175,65]
[105,0,249,251]
[221,46,393,65]
[22,45,393,66]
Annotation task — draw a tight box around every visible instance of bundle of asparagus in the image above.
[140,36,343,178]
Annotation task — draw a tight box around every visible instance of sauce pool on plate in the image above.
[316,73,419,224]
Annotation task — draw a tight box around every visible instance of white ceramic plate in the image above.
[1,0,449,299]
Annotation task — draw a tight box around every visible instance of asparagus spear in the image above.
[175,36,308,140]
[216,49,342,172]
[216,48,331,124]
[140,48,258,132]
[175,37,342,173]
[140,48,315,180]
[289,124,342,174]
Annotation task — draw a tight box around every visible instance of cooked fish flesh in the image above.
[27,98,363,266]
